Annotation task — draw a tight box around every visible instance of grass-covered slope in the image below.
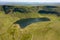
[0,6,60,40]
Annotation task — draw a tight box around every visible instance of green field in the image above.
[0,6,60,40]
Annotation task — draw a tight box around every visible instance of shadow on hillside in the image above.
[2,5,13,14]
[13,8,28,13]
[2,5,29,14]
[2,5,60,16]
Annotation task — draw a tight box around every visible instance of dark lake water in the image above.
[45,6,57,8]
[38,10,60,16]
[14,18,50,28]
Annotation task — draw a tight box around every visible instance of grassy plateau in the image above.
[0,6,60,40]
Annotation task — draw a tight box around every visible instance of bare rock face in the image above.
[2,5,31,14]
[2,5,13,14]
[1,5,60,16]
[13,8,29,13]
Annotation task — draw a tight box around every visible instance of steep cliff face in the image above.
[0,5,60,16]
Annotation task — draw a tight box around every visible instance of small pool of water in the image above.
[45,6,57,8]
[14,17,50,28]
[38,10,60,16]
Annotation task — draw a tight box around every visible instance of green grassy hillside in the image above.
[0,6,60,40]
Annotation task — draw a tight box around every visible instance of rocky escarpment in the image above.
[0,5,60,16]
